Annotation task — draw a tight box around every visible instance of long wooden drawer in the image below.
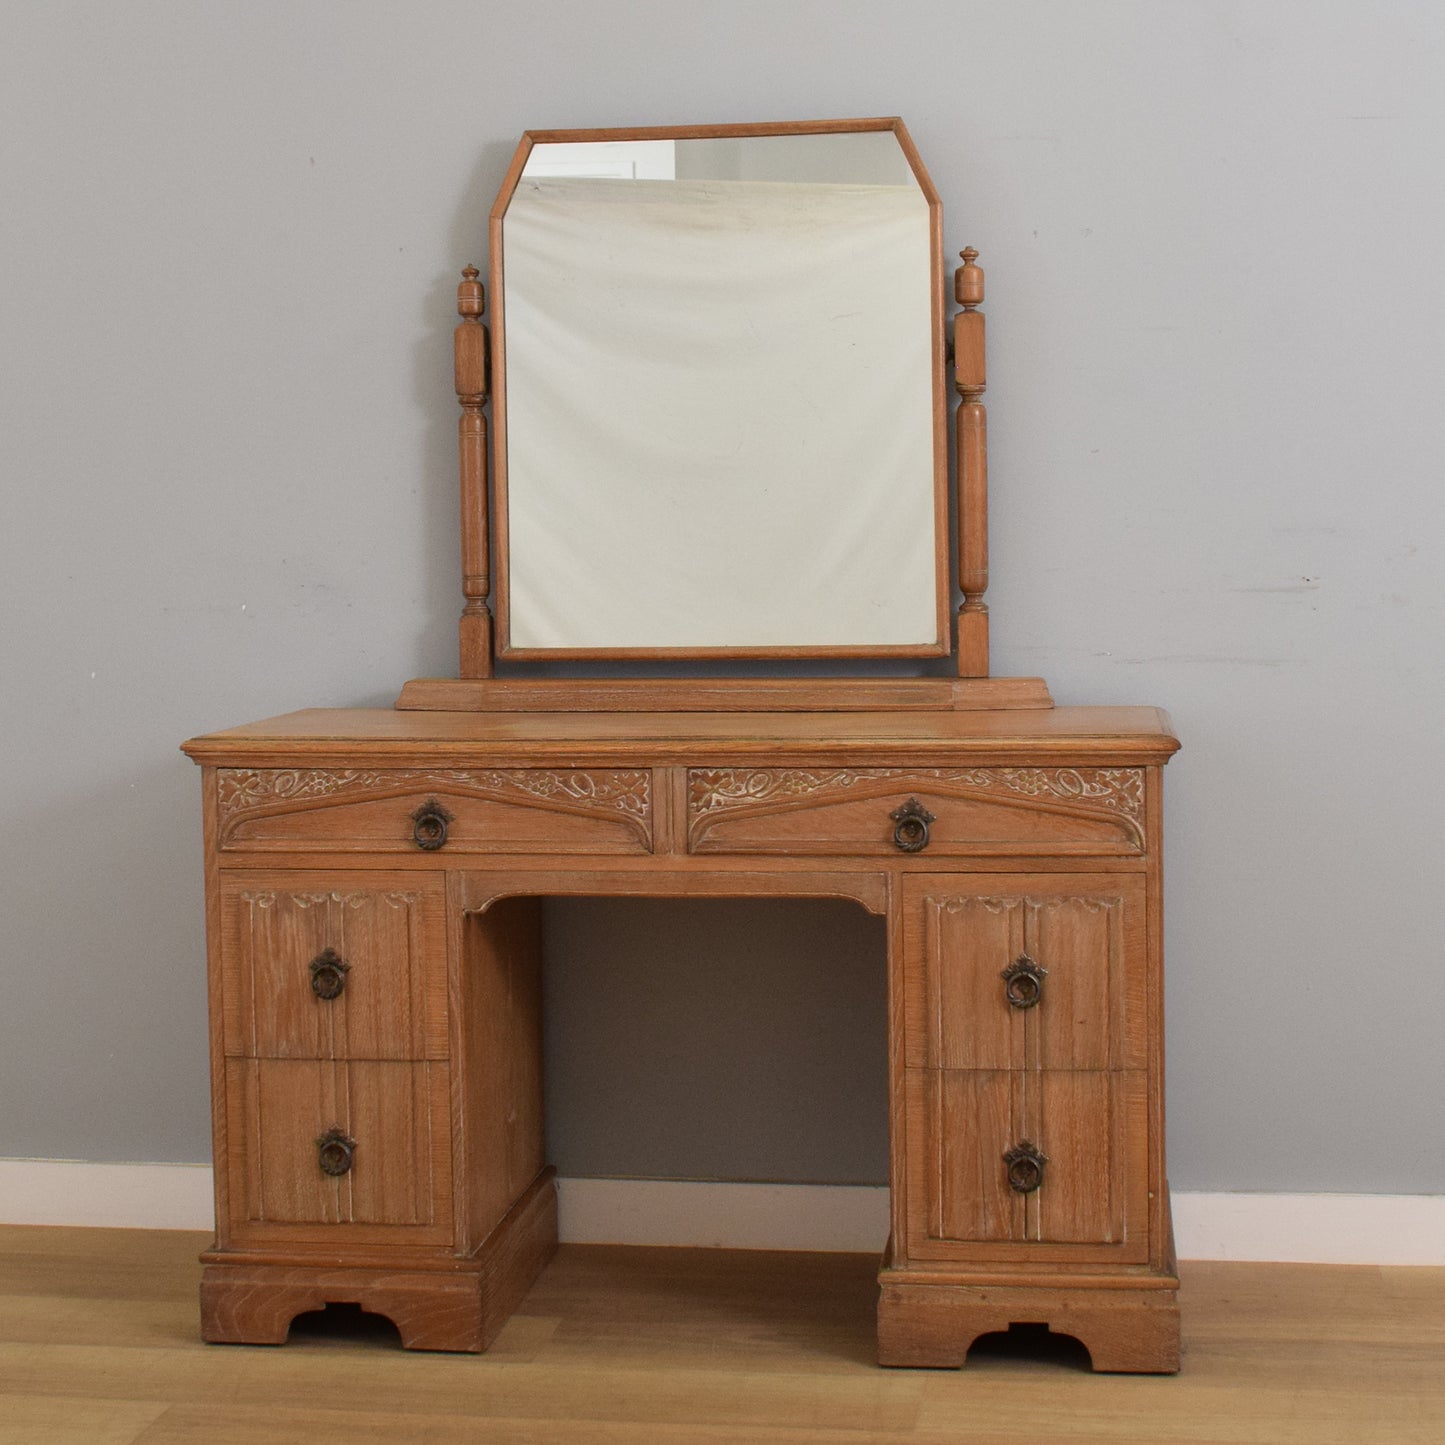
[685,767,1144,857]
[219,874,448,1061]
[224,1058,453,1247]
[216,767,653,854]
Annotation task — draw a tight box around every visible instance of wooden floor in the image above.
[1,1227,1442,1443]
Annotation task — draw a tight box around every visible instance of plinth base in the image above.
[877,1272,1180,1374]
[200,1168,557,1353]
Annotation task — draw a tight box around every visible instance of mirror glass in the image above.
[495,123,945,658]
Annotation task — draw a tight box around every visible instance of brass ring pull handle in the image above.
[308,948,350,1001]
[1001,954,1047,1010]
[1004,1141,1047,1194]
[316,1128,356,1178]
[410,797,454,851]
[889,797,936,853]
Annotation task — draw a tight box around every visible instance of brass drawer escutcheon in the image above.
[410,798,453,851]
[316,1127,356,1178]
[307,948,350,1000]
[890,797,936,853]
[1004,1140,1047,1194]
[1001,954,1047,1009]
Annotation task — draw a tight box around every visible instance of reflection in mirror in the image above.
[497,123,944,657]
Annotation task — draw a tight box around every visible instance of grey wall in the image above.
[2,1,1442,1194]
[543,900,889,1184]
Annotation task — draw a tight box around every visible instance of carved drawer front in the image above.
[903,876,1148,1072]
[224,1058,452,1247]
[220,875,448,1061]
[217,768,653,855]
[686,767,1144,857]
[899,875,1152,1264]
[903,1067,1149,1262]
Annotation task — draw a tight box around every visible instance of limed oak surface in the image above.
[184,706,1179,766]
[182,704,1180,1365]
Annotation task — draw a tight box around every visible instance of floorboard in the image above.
[0,1226,1440,1443]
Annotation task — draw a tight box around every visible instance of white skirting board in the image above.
[1,1161,1442,1266]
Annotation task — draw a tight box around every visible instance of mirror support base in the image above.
[394,676,1053,713]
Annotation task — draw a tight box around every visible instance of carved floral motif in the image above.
[218,767,651,838]
[688,766,1143,843]
[236,889,418,910]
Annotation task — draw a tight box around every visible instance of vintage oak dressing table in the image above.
[183,119,1181,1372]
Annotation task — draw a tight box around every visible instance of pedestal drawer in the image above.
[219,874,448,1061]
[224,1058,453,1247]
[217,767,653,854]
[686,767,1144,857]
[903,1067,1150,1264]
[903,876,1148,1073]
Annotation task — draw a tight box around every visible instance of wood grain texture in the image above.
[200,1170,556,1353]
[878,1277,1180,1372]
[460,899,546,1248]
[219,875,448,1061]
[222,1058,452,1246]
[953,311,986,394]
[904,875,1148,1074]
[7,1229,1444,1440]
[900,1066,1150,1267]
[185,706,1179,767]
[930,1070,1021,1243]
[456,866,890,918]
[202,1264,485,1351]
[183,708,1178,1364]
[1028,894,1130,1070]
[454,266,493,679]
[1030,1070,1136,1246]
[395,676,1053,713]
[922,893,1028,1071]
[200,769,233,1253]
[471,1165,559,1350]
[891,864,1159,1309]
[954,248,989,679]
[687,766,1144,857]
[216,767,653,854]
[1145,766,1170,1260]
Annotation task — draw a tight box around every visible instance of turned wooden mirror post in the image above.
[456,265,493,679]
[955,246,989,678]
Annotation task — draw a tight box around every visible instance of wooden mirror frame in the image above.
[397,117,1053,713]
[494,117,947,664]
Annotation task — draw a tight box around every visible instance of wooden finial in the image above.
[953,247,986,401]
[455,266,488,401]
[457,265,485,322]
[955,248,984,310]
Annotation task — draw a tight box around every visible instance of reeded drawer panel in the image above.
[903,1067,1149,1265]
[903,875,1148,1073]
[685,767,1144,857]
[224,1058,453,1247]
[216,767,653,854]
[220,874,447,1061]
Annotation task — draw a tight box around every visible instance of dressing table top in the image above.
[183,705,1179,767]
